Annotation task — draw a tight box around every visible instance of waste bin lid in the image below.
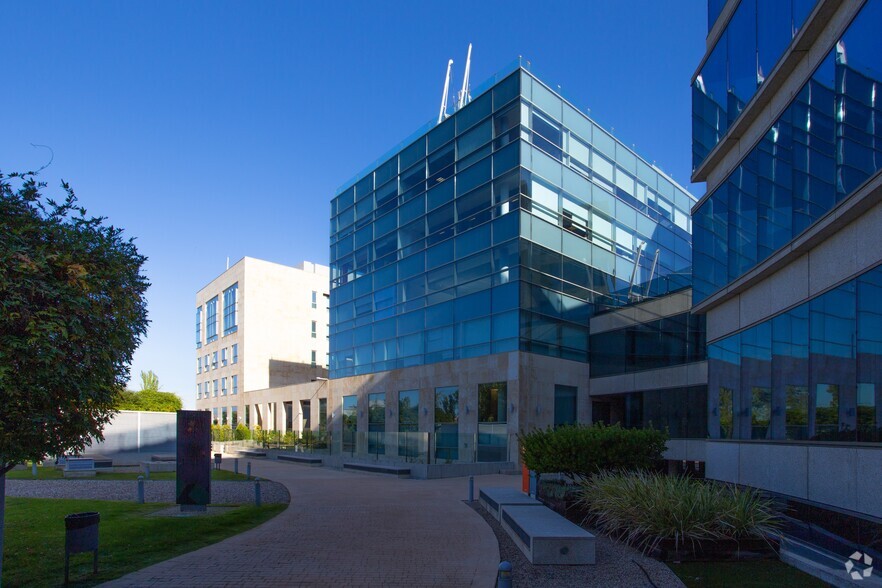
[65,512,100,530]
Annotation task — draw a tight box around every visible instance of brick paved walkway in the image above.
[102,459,513,587]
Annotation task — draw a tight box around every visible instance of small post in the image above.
[497,561,512,588]
[32,461,38,478]
[145,463,150,480]
[137,475,145,504]
[246,461,251,480]
[468,475,475,502]
[234,458,239,475]
[529,470,536,498]
[254,478,262,507]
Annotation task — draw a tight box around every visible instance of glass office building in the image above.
[691,0,882,548]
[330,64,695,380]
[695,0,882,443]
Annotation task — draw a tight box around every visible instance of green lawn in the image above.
[2,497,286,587]
[8,466,249,481]
[669,559,829,587]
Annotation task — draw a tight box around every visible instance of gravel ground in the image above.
[6,479,290,505]
[468,501,685,588]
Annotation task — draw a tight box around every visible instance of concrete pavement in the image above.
[102,458,514,587]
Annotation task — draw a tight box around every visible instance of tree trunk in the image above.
[0,468,6,587]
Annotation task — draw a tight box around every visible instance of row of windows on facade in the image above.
[329,217,689,345]
[708,262,882,444]
[327,171,692,378]
[196,283,238,348]
[693,0,882,304]
[331,123,691,271]
[197,375,239,399]
[693,0,818,169]
[330,98,692,292]
[197,344,238,374]
[332,70,693,236]
[330,163,691,305]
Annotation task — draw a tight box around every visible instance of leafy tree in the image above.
[114,371,181,412]
[0,171,149,583]
[140,369,160,393]
[115,389,182,412]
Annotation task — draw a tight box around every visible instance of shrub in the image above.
[282,431,297,445]
[210,424,233,442]
[577,470,781,554]
[234,423,250,441]
[519,423,667,480]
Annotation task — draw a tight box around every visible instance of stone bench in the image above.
[500,505,595,565]
[236,449,267,458]
[150,454,176,462]
[478,487,542,522]
[64,458,96,478]
[343,463,410,478]
[277,454,323,466]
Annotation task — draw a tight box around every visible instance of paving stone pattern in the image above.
[101,460,501,587]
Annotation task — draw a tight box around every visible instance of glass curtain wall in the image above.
[590,312,706,377]
[693,0,819,169]
[330,66,696,377]
[694,1,882,303]
[708,264,882,443]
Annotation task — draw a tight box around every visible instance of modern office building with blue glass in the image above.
[693,0,882,570]
[328,62,702,466]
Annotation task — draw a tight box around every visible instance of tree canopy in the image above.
[0,171,150,471]
[115,371,182,412]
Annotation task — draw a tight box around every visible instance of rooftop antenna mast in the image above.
[457,43,472,109]
[438,59,454,124]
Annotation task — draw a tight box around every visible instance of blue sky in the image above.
[1,1,706,407]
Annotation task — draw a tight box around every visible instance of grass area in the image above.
[669,559,829,587]
[7,466,249,481]
[2,497,285,587]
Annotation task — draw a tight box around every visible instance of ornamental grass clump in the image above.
[577,470,781,554]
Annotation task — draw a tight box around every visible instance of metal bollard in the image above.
[497,561,512,588]
[254,478,262,507]
[528,470,536,498]
[32,461,38,478]
[469,475,475,502]
[234,458,239,475]
[145,463,150,480]
[246,461,251,480]
[137,475,145,504]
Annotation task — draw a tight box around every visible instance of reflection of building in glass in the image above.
[692,0,882,575]
[325,63,703,466]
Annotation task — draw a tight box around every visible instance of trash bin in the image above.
[214,453,222,469]
[65,512,99,582]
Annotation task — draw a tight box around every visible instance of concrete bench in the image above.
[150,454,176,462]
[500,505,595,565]
[90,456,113,469]
[479,487,542,522]
[64,458,96,478]
[277,454,323,466]
[236,449,267,458]
[343,463,410,478]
